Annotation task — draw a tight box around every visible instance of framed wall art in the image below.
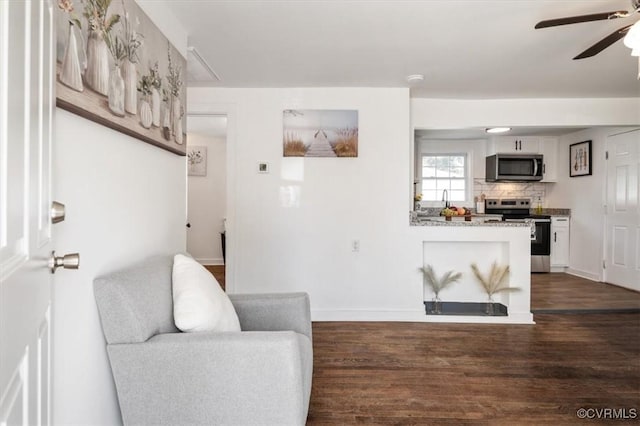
[569,140,592,177]
[55,0,187,155]
[187,146,207,176]
[283,109,358,158]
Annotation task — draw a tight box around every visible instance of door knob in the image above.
[51,201,66,224]
[49,251,80,274]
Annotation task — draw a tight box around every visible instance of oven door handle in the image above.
[532,218,551,223]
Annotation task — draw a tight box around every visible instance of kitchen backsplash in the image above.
[473,179,547,205]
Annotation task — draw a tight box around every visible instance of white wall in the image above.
[546,127,638,281]
[187,131,227,264]
[184,91,640,320]
[188,88,418,314]
[411,98,640,129]
[52,3,187,425]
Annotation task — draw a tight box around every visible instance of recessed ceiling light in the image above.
[406,74,424,83]
[486,127,512,134]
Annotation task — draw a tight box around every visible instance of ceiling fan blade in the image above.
[573,24,632,59]
[535,11,627,29]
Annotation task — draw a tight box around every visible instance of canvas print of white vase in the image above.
[55,0,187,155]
[108,65,125,116]
[59,22,84,92]
[85,31,110,95]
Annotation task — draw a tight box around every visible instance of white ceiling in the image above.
[165,0,640,99]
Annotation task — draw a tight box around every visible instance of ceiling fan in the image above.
[535,0,640,60]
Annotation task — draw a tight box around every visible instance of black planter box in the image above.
[424,301,508,316]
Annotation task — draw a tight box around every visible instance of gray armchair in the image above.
[94,255,313,426]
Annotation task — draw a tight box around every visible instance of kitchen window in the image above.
[420,154,469,202]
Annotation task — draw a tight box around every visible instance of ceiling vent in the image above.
[186,46,220,84]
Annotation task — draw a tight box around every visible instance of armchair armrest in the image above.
[107,331,311,426]
[228,292,312,340]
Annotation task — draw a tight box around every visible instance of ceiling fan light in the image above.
[623,21,640,50]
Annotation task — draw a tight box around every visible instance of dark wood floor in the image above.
[205,266,639,424]
[204,265,225,290]
[531,273,640,312]
[207,266,640,312]
[308,314,640,425]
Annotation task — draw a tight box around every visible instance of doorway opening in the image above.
[186,114,228,289]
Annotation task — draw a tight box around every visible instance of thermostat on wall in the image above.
[258,162,270,173]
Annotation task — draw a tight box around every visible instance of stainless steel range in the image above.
[485,198,551,273]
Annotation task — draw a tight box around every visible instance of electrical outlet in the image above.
[352,240,360,252]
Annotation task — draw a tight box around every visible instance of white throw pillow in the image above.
[172,254,241,333]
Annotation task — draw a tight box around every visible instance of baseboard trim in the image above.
[566,268,601,282]
[196,257,224,266]
[311,310,535,324]
[533,307,640,314]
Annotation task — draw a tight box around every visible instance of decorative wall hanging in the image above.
[569,140,592,177]
[187,146,207,176]
[55,0,187,156]
[283,109,358,158]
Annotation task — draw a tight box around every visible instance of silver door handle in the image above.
[49,251,80,274]
[51,201,66,224]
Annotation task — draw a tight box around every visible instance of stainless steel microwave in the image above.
[486,153,543,182]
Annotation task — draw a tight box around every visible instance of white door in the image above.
[0,0,56,424]
[605,129,640,291]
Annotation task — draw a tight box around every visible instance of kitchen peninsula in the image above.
[410,214,534,324]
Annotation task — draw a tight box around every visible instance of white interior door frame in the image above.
[187,103,238,292]
[186,113,228,266]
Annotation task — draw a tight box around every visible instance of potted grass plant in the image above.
[420,265,462,314]
[470,262,520,315]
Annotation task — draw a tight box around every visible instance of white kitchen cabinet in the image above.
[487,136,540,154]
[539,137,558,182]
[550,216,570,268]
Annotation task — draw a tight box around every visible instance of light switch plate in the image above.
[258,162,269,173]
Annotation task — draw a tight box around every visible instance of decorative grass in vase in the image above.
[420,265,462,314]
[470,262,520,315]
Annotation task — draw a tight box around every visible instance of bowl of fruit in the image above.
[440,206,471,221]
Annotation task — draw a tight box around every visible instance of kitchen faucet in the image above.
[442,189,449,208]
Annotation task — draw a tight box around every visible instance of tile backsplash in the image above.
[473,179,547,205]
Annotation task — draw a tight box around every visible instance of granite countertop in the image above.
[411,220,531,227]
[539,208,571,216]
[410,213,531,227]
[415,207,571,217]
